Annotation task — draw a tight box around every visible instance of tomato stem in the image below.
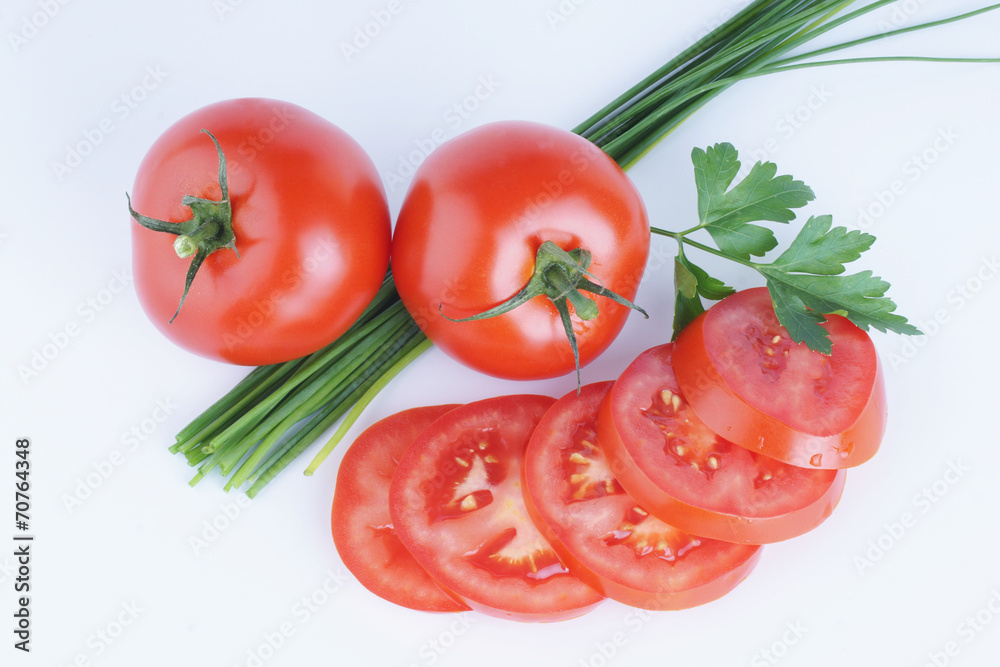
[439,240,646,389]
[127,129,237,322]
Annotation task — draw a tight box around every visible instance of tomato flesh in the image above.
[389,395,604,621]
[392,120,650,380]
[331,405,468,612]
[524,383,762,610]
[673,287,887,469]
[598,344,846,544]
[130,98,391,365]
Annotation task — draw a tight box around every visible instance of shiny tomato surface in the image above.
[598,344,846,544]
[130,98,391,365]
[673,287,887,469]
[389,394,604,621]
[392,120,649,380]
[524,382,762,610]
[332,405,468,613]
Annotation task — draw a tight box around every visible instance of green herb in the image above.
[658,143,922,353]
[577,1,1000,169]
[171,2,999,496]
[169,279,428,498]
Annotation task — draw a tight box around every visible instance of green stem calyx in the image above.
[126,129,238,322]
[440,240,648,388]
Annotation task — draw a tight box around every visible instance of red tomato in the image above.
[129,98,391,365]
[332,405,469,613]
[598,344,846,544]
[673,287,887,469]
[389,394,604,621]
[392,120,650,380]
[523,382,762,610]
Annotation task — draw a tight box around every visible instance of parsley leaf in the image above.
[692,143,815,260]
[755,215,922,352]
[763,214,874,275]
[658,143,920,353]
[672,256,706,338]
[761,270,923,352]
[671,251,735,337]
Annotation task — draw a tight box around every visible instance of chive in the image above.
[171,1,1000,495]
[303,336,434,476]
[173,363,276,445]
[205,292,406,451]
[224,310,416,489]
[244,325,429,498]
[171,359,306,456]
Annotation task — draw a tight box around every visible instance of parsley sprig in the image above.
[656,143,921,353]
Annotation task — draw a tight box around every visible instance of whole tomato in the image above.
[128,98,391,365]
[391,120,650,380]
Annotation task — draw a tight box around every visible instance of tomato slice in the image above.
[523,382,762,610]
[598,344,846,544]
[389,395,604,621]
[332,405,469,613]
[673,287,887,469]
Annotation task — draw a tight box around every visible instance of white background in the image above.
[3,1,1000,665]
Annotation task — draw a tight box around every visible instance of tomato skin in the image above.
[389,394,605,622]
[392,120,650,380]
[672,287,887,469]
[523,382,763,610]
[130,98,391,365]
[597,344,846,544]
[332,405,469,613]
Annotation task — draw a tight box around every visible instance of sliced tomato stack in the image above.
[598,343,847,544]
[329,287,887,620]
[522,382,762,610]
[671,287,886,470]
